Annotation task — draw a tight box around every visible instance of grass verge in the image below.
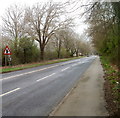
[100,56,120,116]
[1,56,82,73]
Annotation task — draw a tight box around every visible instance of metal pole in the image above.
[5,55,6,66]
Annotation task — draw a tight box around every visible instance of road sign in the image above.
[3,46,12,55]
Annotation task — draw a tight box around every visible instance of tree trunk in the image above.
[40,49,44,60]
[58,52,60,58]
[39,43,45,61]
[76,50,79,57]
[57,50,60,58]
[23,49,26,63]
[14,38,18,56]
[58,40,61,58]
[39,42,45,61]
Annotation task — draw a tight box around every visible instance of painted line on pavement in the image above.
[72,64,77,67]
[2,59,82,80]
[36,73,56,82]
[0,88,20,97]
[61,67,70,72]
[2,65,59,80]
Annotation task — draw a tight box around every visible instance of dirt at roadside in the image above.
[103,68,120,117]
[104,78,120,117]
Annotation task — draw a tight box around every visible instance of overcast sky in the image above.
[0,0,88,35]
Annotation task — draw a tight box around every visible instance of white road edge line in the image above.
[2,59,81,80]
[36,73,56,82]
[61,67,70,72]
[0,88,20,97]
[2,65,59,80]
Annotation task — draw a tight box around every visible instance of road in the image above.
[1,56,96,116]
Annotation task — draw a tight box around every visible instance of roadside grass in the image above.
[1,56,82,73]
[100,56,120,116]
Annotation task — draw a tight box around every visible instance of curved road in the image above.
[1,56,96,116]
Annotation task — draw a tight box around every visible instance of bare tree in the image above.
[53,30,65,58]
[25,2,73,60]
[2,5,25,51]
[61,29,76,57]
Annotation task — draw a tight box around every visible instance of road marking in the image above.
[36,73,56,82]
[72,64,77,67]
[0,88,20,97]
[80,60,89,64]
[2,65,59,80]
[2,59,82,80]
[61,67,70,72]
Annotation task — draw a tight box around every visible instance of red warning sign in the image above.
[3,46,12,55]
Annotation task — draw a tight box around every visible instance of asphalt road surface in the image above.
[1,56,96,116]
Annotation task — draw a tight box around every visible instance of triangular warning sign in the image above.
[4,46,12,55]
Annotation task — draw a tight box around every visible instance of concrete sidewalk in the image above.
[50,57,108,116]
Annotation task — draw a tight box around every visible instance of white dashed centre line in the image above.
[72,64,77,67]
[36,73,56,82]
[61,67,70,72]
[0,88,20,97]
[2,59,81,80]
[2,65,58,80]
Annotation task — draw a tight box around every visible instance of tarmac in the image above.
[50,57,109,116]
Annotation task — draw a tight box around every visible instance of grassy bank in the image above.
[1,56,82,73]
[100,56,120,116]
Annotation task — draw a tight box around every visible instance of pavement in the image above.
[1,56,96,116]
[50,57,109,116]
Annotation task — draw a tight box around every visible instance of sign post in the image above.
[3,46,12,66]
[5,55,7,66]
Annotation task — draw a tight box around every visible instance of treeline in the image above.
[1,2,92,66]
[85,2,120,70]
[83,2,120,116]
